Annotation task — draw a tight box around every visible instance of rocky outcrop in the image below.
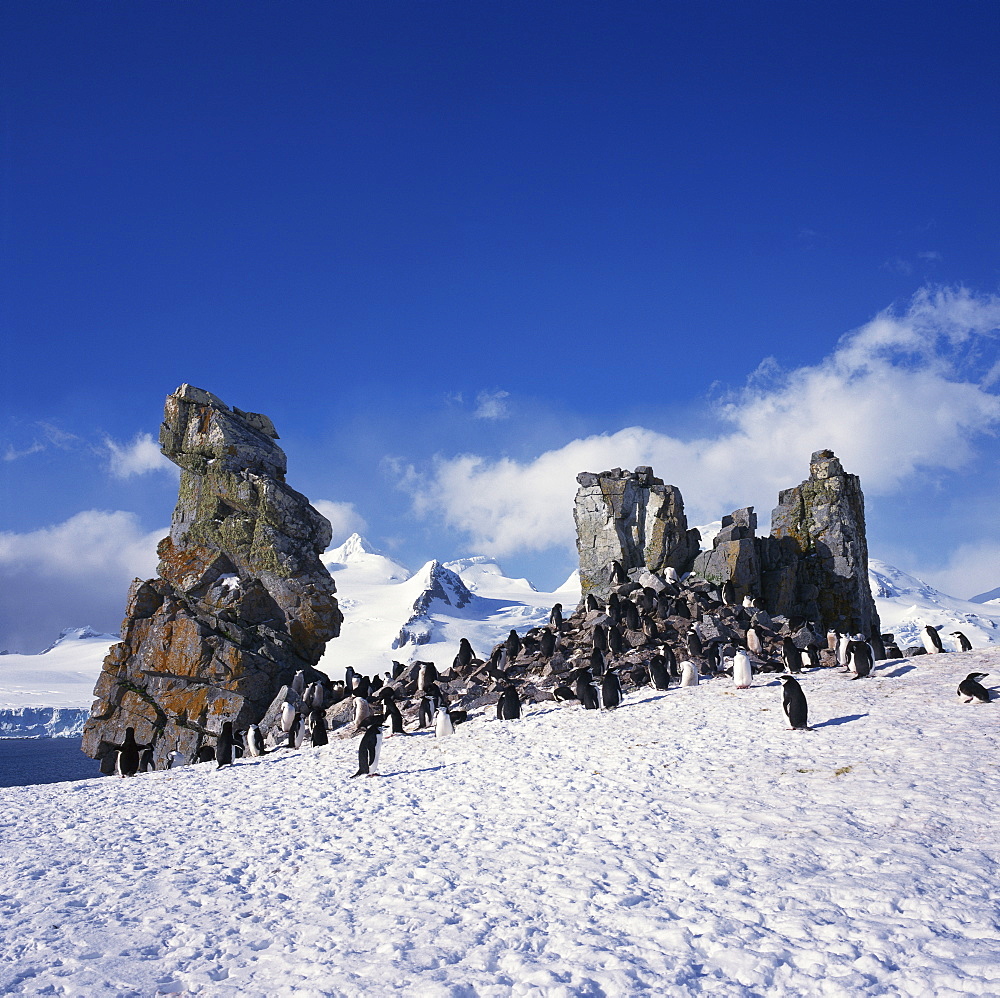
[574,467,701,602]
[82,385,342,770]
[761,450,879,637]
[692,507,761,604]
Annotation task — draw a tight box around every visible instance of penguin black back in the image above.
[779,676,809,730]
[216,721,235,768]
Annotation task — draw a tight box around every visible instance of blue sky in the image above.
[2,1,999,650]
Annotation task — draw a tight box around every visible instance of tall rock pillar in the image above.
[761,449,879,636]
[82,385,342,770]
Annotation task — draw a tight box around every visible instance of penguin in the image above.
[607,593,622,625]
[836,633,851,670]
[383,696,406,735]
[601,669,622,709]
[549,603,563,628]
[116,727,144,778]
[585,593,601,612]
[553,685,577,702]
[290,670,307,699]
[589,646,606,676]
[288,713,305,749]
[679,661,699,687]
[687,629,703,658]
[369,674,383,694]
[308,708,329,747]
[353,696,373,731]
[733,650,752,689]
[137,746,155,773]
[922,625,944,654]
[455,637,475,669]
[166,738,188,769]
[195,745,216,764]
[662,643,679,679]
[779,675,810,730]
[351,717,384,777]
[746,626,763,656]
[574,670,600,710]
[958,673,991,703]
[648,654,671,691]
[642,616,659,642]
[611,560,627,584]
[434,703,456,739]
[845,638,873,680]
[804,644,821,669]
[355,675,371,700]
[607,624,624,656]
[624,601,640,632]
[705,642,722,675]
[505,629,522,659]
[539,629,556,659]
[245,724,266,757]
[665,566,680,584]
[344,666,357,694]
[215,721,235,769]
[391,661,405,680]
[280,701,297,735]
[826,629,839,652]
[496,686,521,720]
[593,624,608,653]
[418,685,441,728]
[951,631,973,652]
[781,637,801,675]
[721,581,735,605]
[884,641,904,659]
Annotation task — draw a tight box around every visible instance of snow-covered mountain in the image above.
[969,584,1000,605]
[868,558,1000,650]
[318,534,579,681]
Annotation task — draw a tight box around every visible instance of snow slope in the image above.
[869,559,1000,651]
[1,647,999,996]
[318,535,579,681]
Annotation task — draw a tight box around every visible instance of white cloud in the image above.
[3,441,45,462]
[0,511,164,652]
[401,288,1000,558]
[313,500,368,547]
[473,389,511,420]
[105,433,177,479]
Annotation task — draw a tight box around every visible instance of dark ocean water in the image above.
[0,737,103,788]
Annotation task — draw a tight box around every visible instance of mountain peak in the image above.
[328,533,379,561]
[42,626,120,654]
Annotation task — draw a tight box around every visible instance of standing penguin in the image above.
[138,746,155,773]
[383,695,406,735]
[951,631,973,652]
[921,625,944,654]
[649,655,671,691]
[869,632,887,661]
[418,685,441,729]
[589,646,606,677]
[496,685,521,720]
[245,724,266,757]
[288,713,305,749]
[308,708,329,747]
[607,593,622,625]
[435,702,456,739]
[687,629,703,658]
[624,601,641,632]
[574,669,600,710]
[351,718,384,778]
[679,661,699,687]
[344,666,358,694]
[845,638,873,680]
[539,629,556,659]
[593,623,608,653]
[116,728,145,778]
[585,593,601,612]
[779,676,810,730]
[611,560,627,584]
[455,637,475,670]
[721,581,736,605]
[506,629,522,659]
[781,637,801,674]
[601,670,622,709]
[417,661,439,693]
[733,651,752,689]
[549,603,563,628]
[290,670,307,699]
[705,642,722,675]
[958,673,991,703]
[608,624,624,656]
[280,701,297,736]
[746,626,763,656]
[353,695,373,731]
[215,721,235,769]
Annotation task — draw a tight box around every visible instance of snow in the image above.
[2,647,999,996]
[869,559,1000,651]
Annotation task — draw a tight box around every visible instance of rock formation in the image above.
[574,467,701,603]
[82,385,342,770]
[761,449,880,637]
[692,507,761,605]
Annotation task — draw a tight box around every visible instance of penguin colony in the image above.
[105,564,990,775]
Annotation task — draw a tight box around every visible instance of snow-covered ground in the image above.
[1,647,999,996]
